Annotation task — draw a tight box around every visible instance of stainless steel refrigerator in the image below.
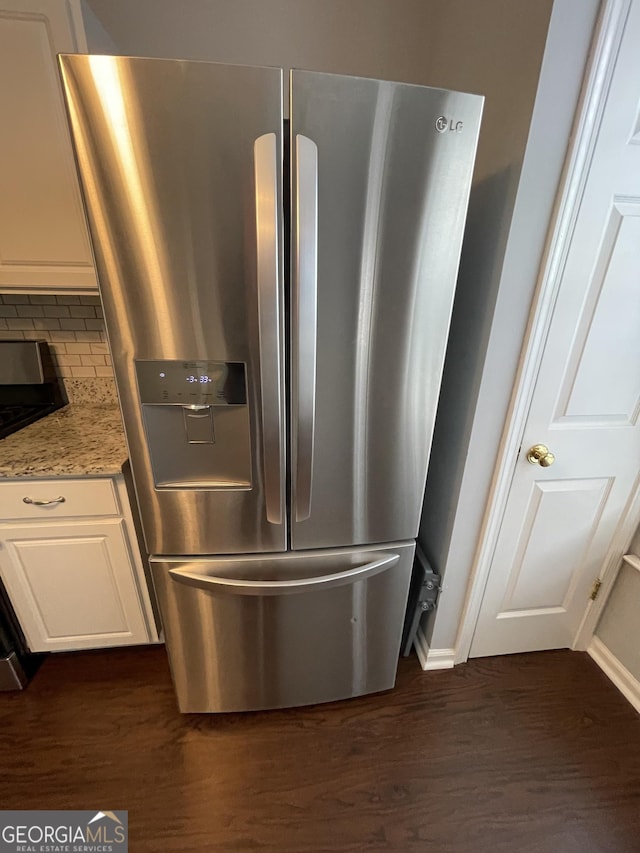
[59,55,482,712]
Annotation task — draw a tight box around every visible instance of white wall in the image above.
[80,0,117,52]
[596,559,640,680]
[594,521,640,680]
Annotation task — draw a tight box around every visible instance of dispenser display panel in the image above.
[136,360,246,405]
[135,359,252,490]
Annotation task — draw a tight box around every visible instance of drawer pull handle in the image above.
[22,496,66,506]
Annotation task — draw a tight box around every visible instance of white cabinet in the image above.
[0,0,97,292]
[0,476,159,652]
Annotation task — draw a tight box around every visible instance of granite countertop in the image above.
[0,404,128,478]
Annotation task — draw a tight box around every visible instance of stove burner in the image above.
[0,403,59,440]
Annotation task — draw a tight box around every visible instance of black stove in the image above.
[0,339,66,440]
[0,402,60,440]
[0,339,66,690]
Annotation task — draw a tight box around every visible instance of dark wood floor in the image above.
[1,648,639,852]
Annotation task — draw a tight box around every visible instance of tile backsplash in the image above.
[0,294,113,380]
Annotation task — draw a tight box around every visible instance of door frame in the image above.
[454,0,639,663]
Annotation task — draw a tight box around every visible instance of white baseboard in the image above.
[588,636,640,715]
[414,625,455,671]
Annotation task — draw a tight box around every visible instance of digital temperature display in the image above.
[136,359,247,405]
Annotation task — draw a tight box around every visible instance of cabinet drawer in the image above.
[0,478,119,520]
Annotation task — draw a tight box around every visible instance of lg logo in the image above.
[435,116,463,133]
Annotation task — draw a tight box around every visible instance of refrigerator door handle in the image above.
[254,132,284,525]
[294,134,319,522]
[168,551,399,596]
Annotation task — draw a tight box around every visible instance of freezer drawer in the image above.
[150,541,414,712]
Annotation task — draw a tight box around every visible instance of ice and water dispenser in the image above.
[135,360,252,489]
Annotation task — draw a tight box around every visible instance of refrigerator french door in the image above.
[59,56,483,712]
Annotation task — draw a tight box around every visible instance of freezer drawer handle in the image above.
[254,132,284,525]
[168,551,399,596]
[294,134,318,522]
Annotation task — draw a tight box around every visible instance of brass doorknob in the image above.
[527,444,555,467]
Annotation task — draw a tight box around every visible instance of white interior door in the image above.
[470,0,640,658]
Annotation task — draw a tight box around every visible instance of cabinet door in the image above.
[0,518,151,651]
[0,0,97,291]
